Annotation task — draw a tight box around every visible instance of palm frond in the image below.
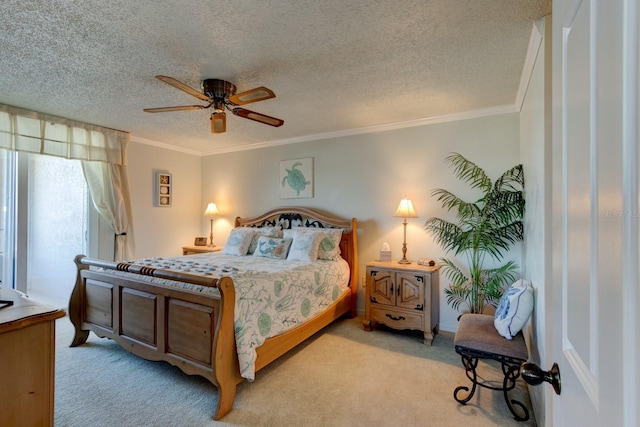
[482,261,519,305]
[445,153,492,192]
[424,218,466,254]
[430,188,481,219]
[439,258,469,287]
[494,164,524,192]
[444,286,471,312]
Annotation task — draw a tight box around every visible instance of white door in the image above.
[550,0,639,426]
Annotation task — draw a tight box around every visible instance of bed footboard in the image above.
[69,255,241,420]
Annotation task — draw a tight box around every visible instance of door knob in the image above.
[520,362,561,395]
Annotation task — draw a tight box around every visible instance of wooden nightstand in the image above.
[363,260,440,345]
[182,245,223,255]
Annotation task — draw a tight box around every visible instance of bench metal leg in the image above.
[454,352,530,422]
[453,354,479,404]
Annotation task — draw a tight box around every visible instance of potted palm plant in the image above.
[424,153,524,314]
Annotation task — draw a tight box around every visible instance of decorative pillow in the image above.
[284,229,324,262]
[252,236,292,259]
[222,227,258,256]
[285,227,343,260]
[247,226,282,254]
[317,228,343,260]
[494,279,534,340]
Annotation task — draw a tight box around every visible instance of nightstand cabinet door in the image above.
[369,269,394,306]
[396,272,425,311]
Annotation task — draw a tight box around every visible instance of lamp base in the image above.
[398,239,411,264]
[208,218,215,247]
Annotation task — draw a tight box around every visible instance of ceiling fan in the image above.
[143,75,284,134]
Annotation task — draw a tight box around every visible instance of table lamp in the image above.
[204,202,219,247]
[393,198,418,264]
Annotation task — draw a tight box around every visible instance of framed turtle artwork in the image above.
[280,157,313,198]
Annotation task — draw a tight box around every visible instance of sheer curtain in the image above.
[0,103,132,260]
[82,160,133,261]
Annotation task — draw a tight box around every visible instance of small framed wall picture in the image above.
[194,237,208,246]
[280,157,313,198]
[155,171,172,207]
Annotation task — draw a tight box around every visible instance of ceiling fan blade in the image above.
[232,108,284,127]
[228,87,275,105]
[143,105,206,113]
[155,75,212,102]
[211,112,226,133]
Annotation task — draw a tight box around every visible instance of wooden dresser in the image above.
[363,260,440,344]
[0,287,66,427]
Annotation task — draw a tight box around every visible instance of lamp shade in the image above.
[394,198,418,218]
[204,202,219,216]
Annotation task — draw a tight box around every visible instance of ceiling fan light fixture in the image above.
[211,112,226,133]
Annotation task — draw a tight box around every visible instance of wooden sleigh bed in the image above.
[68,206,358,420]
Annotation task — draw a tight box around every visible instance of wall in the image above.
[201,113,521,332]
[127,141,202,258]
[519,18,550,426]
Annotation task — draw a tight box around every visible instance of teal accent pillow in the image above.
[247,226,282,254]
[494,280,534,340]
[222,227,258,256]
[252,236,292,259]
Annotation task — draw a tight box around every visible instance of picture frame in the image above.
[280,157,313,199]
[194,237,208,246]
[154,171,172,207]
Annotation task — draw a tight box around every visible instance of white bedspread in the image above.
[107,252,350,380]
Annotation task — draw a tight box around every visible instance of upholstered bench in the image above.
[453,279,536,421]
[453,313,530,421]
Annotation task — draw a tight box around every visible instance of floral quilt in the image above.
[106,252,350,380]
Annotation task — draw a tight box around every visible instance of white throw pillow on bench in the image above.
[494,279,534,340]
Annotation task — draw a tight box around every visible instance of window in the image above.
[0,150,101,308]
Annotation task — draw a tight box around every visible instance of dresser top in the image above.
[0,286,65,333]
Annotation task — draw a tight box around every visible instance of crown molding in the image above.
[129,135,203,156]
[132,103,518,156]
[196,104,518,156]
[515,20,545,112]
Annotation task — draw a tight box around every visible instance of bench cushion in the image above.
[454,313,528,361]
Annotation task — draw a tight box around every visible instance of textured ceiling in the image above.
[0,0,551,155]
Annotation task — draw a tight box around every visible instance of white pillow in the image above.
[494,279,534,340]
[222,227,258,256]
[285,227,343,260]
[252,236,292,259]
[284,229,324,262]
[247,226,282,254]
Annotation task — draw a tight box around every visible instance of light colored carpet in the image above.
[54,316,536,426]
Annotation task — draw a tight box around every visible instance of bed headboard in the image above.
[235,206,359,307]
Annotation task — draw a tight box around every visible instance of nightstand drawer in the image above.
[370,306,423,330]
